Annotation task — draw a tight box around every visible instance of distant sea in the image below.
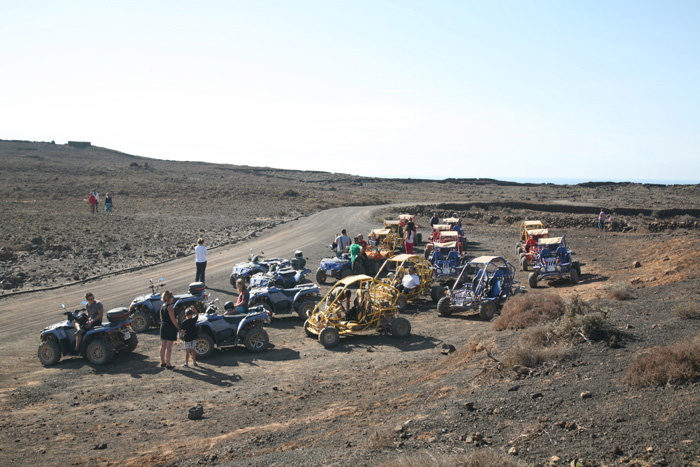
[376,176,699,185]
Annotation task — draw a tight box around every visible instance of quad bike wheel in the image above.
[318,327,340,348]
[131,310,151,333]
[437,296,453,316]
[297,300,316,320]
[315,268,327,285]
[86,339,114,365]
[340,266,352,279]
[479,301,496,321]
[124,333,139,352]
[430,285,446,303]
[528,271,539,288]
[390,317,411,338]
[244,327,269,353]
[229,273,238,287]
[37,340,61,366]
[396,294,408,312]
[569,268,579,285]
[194,334,215,358]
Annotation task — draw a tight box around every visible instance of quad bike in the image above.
[437,256,518,320]
[250,250,311,288]
[229,250,290,286]
[38,304,138,366]
[315,247,352,284]
[248,282,321,320]
[304,274,411,348]
[128,279,209,333]
[192,299,271,358]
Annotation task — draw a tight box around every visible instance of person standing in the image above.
[104,193,113,214]
[335,229,351,257]
[598,210,606,230]
[92,190,99,213]
[404,226,415,254]
[88,192,96,213]
[73,292,103,353]
[180,308,198,368]
[430,213,439,228]
[159,290,180,369]
[194,238,207,283]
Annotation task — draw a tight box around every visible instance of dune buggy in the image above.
[424,229,463,260]
[517,228,549,271]
[437,256,517,320]
[374,254,434,311]
[528,236,581,288]
[517,221,546,247]
[304,275,411,348]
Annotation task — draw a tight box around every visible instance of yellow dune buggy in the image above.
[304,275,411,348]
[374,254,434,311]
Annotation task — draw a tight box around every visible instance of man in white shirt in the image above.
[335,229,351,257]
[400,267,421,293]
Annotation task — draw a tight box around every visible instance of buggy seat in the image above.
[487,270,504,298]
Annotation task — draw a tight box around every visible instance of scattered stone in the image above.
[463,401,475,411]
[176,251,186,257]
[609,335,620,348]
[508,446,518,455]
[549,455,561,465]
[93,443,107,450]
[188,404,204,420]
[440,344,456,354]
[508,385,520,392]
[531,392,544,400]
[632,261,641,268]
[580,391,593,399]
[512,365,531,376]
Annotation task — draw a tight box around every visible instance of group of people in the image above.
[598,209,614,231]
[87,190,113,214]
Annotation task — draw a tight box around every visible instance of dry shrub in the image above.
[624,337,700,387]
[604,282,634,300]
[380,449,530,467]
[502,296,614,369]
[672,300,700,319]
[367,428,394,450]
[494,292,565,330]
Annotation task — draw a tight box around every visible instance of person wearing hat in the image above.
[430,213,439,227]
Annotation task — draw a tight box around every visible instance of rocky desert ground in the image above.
[1,140,700,467]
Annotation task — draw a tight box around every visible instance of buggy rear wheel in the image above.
[516,244,522,255]
[303,319,316,338]
[528,271,539,288]
[391,317,411,338]
[521,257,528,271]
[423,248,430,259]
[315,268,327,284]
[437,296,453,316]
[38,340,61,366]
[569,268,579,285]
[479,301,496,321]
[318,327,340,348]
[430,285,446,303]
[396,294,408,312]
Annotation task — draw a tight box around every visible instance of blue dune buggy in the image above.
[528,236,581,288]
[437,256,517,320]
[315,250,352,285]
[229,250,290,287]
[38,305,138,366]
[249,282,321,320]
[193,300,271,358]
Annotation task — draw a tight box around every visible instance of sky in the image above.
[1,1,699,183]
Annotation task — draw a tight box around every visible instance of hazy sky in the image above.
[2,1,698,182]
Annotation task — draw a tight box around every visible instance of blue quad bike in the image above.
[249,282,321,320]
[229,250,290,287]
[38,305,138,366]
[528,236,582,288]
[437,255,518,320]
[250,250,312,288]
[193,300,271,358]
[315,249,352,285]
[128,279,209,333]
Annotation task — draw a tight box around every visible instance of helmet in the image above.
[223,301,234,311]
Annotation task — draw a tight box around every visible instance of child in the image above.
[180,307,198,367]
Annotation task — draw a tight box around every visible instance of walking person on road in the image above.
[195,238,207,283]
